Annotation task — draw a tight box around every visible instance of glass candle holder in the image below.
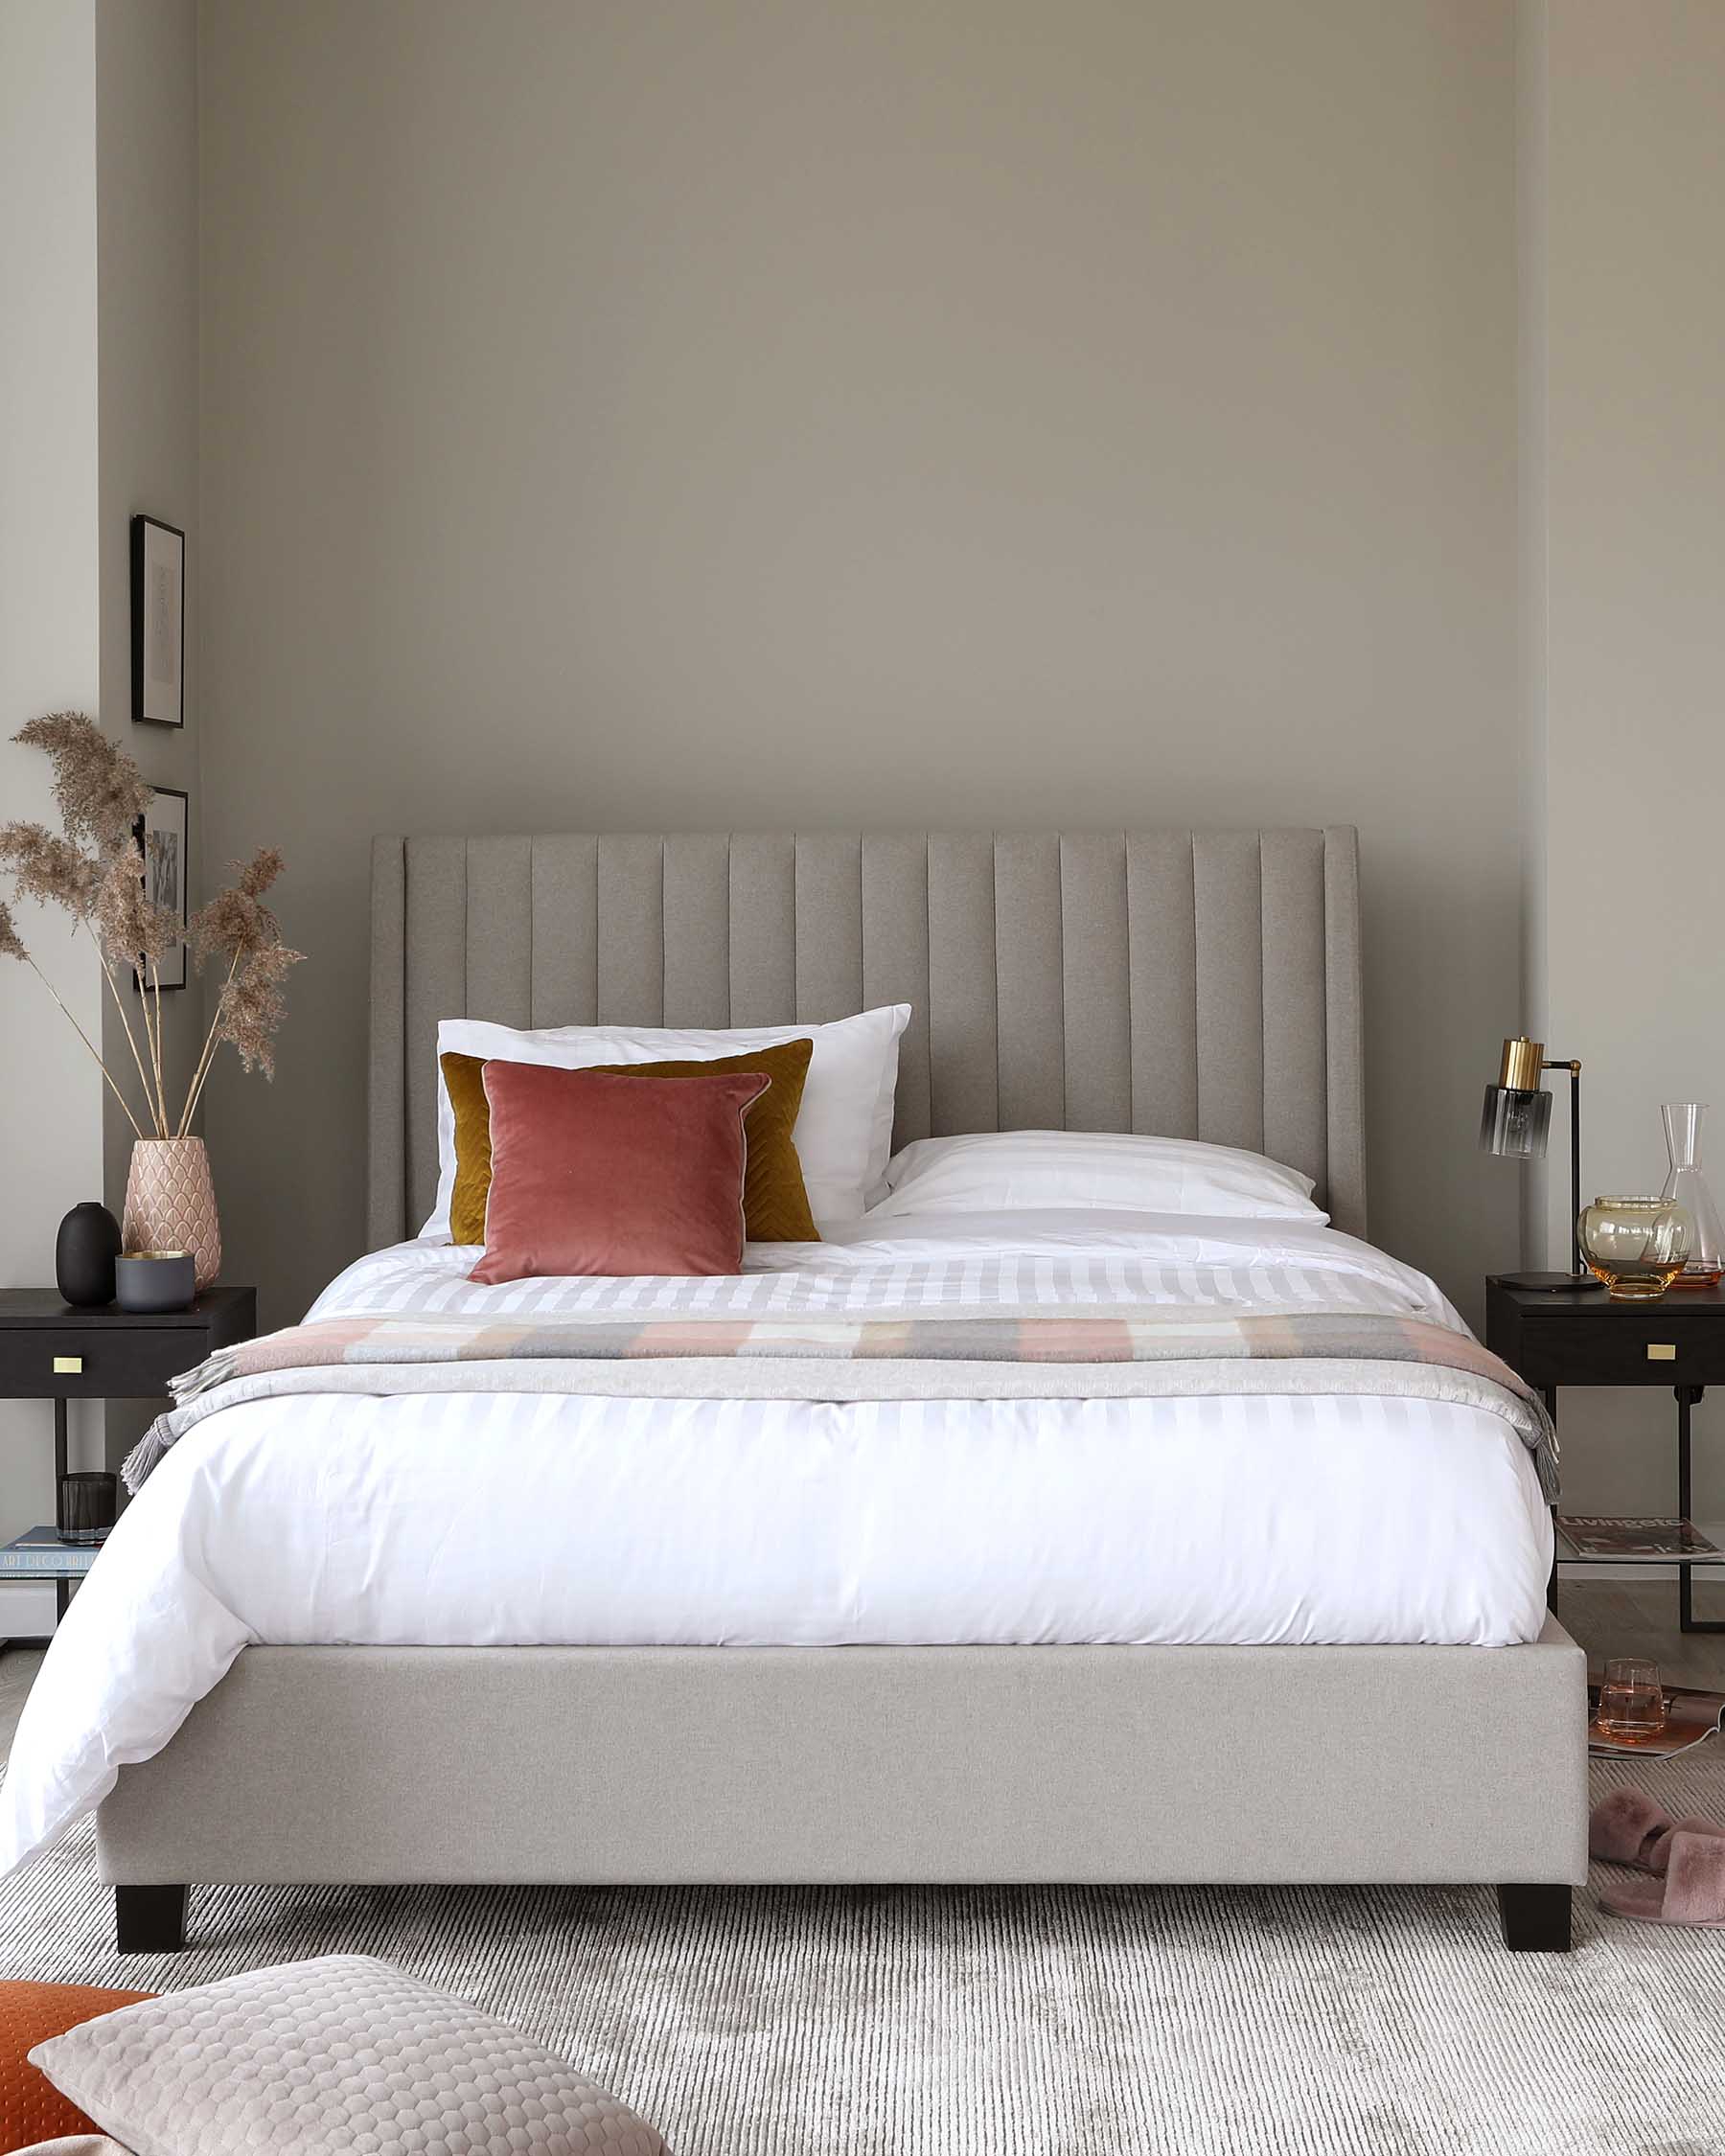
[1578,1196,1692,1301]
[57,1470,118,1547]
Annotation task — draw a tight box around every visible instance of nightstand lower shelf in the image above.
[1543,1390,1725,1632]
[1,1527,102,1621]
[1556,1516,1725,1561]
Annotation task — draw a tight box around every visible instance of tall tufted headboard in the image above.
[368,829,1365,1247]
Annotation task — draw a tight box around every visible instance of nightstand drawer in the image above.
[0,1327,207,1399]
[1507,1315,1725,1389]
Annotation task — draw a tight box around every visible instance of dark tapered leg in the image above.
[1541,1395,1560,1617]
[1497,1884,1571,1952]
[1677,1388,1725,1633]
[115,1884,187,1954]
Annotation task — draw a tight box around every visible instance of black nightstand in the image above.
[0,1286,257,1622]
[1484,1276,1725,1634]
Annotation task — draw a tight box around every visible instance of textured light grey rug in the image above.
[3,1755,1724,2156]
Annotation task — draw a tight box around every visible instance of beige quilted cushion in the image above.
[29,1956,667,2156]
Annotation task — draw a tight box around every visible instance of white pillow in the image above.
[868,1129,1325,1222]
[30,1955,666,2156]
[425,1004,909,1238]
[15,2142,133,2155]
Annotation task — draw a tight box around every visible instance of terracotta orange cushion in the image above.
[0,1981,150,2150]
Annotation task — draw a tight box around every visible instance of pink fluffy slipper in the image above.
[1590,1789,1725,1874]
[1644,1817,1725,1877]
[1591,1789,1672,1867]
[1602,1830,1725,1927]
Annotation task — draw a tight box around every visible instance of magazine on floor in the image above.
[1588,1686,1725,1759]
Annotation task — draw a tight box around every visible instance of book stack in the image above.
[0,1526,102,1579]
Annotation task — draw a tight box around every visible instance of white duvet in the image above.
[0,1213,1552,1871]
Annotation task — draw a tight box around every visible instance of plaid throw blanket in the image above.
[126,1304,1558,1499]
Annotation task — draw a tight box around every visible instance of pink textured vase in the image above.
[123,1137,221,1291]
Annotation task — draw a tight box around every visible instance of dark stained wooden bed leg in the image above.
[115,1884,187,1954]
[1497,1883,1571,1952]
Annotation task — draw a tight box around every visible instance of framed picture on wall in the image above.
[130,514,185,727]
[133,785,190,991]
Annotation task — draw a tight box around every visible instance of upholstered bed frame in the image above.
[96,830,1587,1954]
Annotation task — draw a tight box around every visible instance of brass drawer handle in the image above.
[1647,1343,1677,1363]
[52,1355,84,1375]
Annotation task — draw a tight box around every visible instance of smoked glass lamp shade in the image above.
[1479,1034,1599,1290]
[1480,1083,1552,1159]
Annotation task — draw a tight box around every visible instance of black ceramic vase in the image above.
[56,1201,121,1308]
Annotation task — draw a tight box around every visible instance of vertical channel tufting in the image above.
[1191,832,1267,1156]
[464,837,533,1025]
[862,834,932,1147]
[1124,834,1199,1138]
[794,836,864,1021]
[927,834,1000,1135]
[370,826,1365,1249]
[1060,834,1131,1132]
[402,836,468,1235]
[528,837,599,1025]
[994,833,1066,1129]
[1259,829,1328,1204]
[662,836,731,1027]
[728,835,796,1025]
[595,836,665,1025]
[1322,826,1367,1237]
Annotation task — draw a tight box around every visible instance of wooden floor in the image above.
[1556,1574,1725,1689]
[4,1580,1723,1760]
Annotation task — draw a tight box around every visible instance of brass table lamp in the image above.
[1480,1036,1603,1292]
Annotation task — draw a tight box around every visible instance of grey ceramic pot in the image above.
[114,1250,197,1314]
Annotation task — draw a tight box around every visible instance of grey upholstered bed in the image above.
[96,829,1587,1953]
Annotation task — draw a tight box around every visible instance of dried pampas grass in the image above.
[0,714,305,1137]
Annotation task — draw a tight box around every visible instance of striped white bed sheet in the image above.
[0,1211,1552,1872]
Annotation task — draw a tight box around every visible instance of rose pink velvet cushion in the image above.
[470,1062,770,1282]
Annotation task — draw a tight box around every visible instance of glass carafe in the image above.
[1661,1103,1725,1288]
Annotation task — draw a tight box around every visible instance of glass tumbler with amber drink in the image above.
[1595,1657,1668,1740]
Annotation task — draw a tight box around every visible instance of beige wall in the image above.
[199,0,1524,1329]
[12,0,1715,1531]
[1536,0,1725,1523]
[0,0,104,1626]
[0,1,199,1599]
[97,0,203,1181]
[96,0,203,1468]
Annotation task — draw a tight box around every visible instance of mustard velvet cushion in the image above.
[441,1036,820,1247]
